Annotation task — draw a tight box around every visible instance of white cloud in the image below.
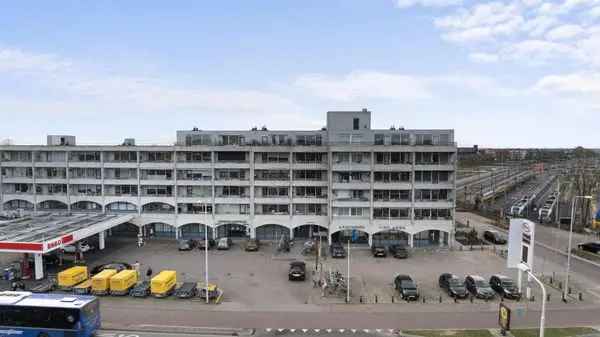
[469,52,500,62]
[396,0,462,8]
[545,24,585,40]
[503,39,582,63]
[522,15,559,36]
[590,6,600,17]
[0,48,71,73]
[533,72,600,94]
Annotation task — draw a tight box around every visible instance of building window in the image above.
[353,118,359,130]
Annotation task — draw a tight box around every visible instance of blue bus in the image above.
[0,291,100,337]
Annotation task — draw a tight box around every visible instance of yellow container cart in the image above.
[110,269,138,295]
[73,279,93,295]
[58,266,88,289]
[151,270,177,298]
[91,269,118,295]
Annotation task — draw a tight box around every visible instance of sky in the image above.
[0,0,598,148]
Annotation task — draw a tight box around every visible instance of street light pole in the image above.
[529,270,547,337]
[205,225,209,304]
[564,195,592,300]
[346,239,350,303]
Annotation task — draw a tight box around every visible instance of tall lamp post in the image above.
[564,195,592,300]
[518,263,547,337]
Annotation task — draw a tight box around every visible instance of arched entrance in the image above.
[37,200,68,211]
[111,222,140,237]
[106,201,137,213]
[146,222,177,238]
[142,202,175,214]
[180,223,213,239]
[293,224,328,240]
[71,201,102,212]
[331,229,369,244]
[215,223,249,239]
[3,199,34,211]
[372,230,409,246]
[255,224,290,240]
[413,229,448,247]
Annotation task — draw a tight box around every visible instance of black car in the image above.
[91,262,132,275]
[438,273,468,299]
[178,239,197,251]
[371,245,387,257]
[197,238,216,250]
[579,242,600,254]
[465,275,495,299]
[388,244,409,259]
[174,282,198,299]
[489,275,521,300]
[394,274,419,301]
[483,230,507,244]
[288,261,306,281]
[330,243,346,258]
[130,281,151,298]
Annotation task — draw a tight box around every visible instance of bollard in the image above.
[439,295,442,303]
[422,296,426,304]
[546,293,550,302]
[500,296,504,302]
[454,297,457,304]
[530,295,535,302]
[360,296,363,303]
[579,292,583,301]
[559,281,562,290]
[562,293,567,303]
[391,296,394,303]
[470,296,474,304]
[375,295,378,304]
[568,287,572,295]
[549,276,553,284]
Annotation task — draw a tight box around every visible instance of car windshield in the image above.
[401,281,416,289]
[475,280,487,287]
[449,279,463,287]
[501,280,514,287]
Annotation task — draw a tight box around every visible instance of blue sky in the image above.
[0,0,598,147]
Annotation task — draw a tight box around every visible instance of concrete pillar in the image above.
[249,226,256,239]
[408,234,414,248]
[289,227,294,240]
[138,226,143,236]
[328,232,332,245]
[368,234,373,247]
[99,231,105,250]
[175,228,180,240]
[34,253,44,280]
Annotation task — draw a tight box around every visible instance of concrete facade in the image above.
[0,109,457,247]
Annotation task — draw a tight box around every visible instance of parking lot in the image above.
[76,236,585,309]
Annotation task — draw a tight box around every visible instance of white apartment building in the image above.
[0,110,456,247]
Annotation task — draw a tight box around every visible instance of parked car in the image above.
[130,281,151,298]
[438,273,468,298]
[579,242,600,254]
[388,244,409,259]
[394,274,419,301]
[489,275,521,300]
[330,243,346,258]
[199,283,220,300]
[288,261,306,281]
[244,239,260,252]
[371,245,387,257]
[465,275,496,299]
[484,230,507,244]
[197,238,216,250]
[178,239,197,251]
[174,282,198,299]
[91,262,132,275]
[63,240,94,254]
[217,237,232,250]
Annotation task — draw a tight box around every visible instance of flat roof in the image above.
[0,291,95,308]
[0,213,119,243]
[0,213,134,253]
